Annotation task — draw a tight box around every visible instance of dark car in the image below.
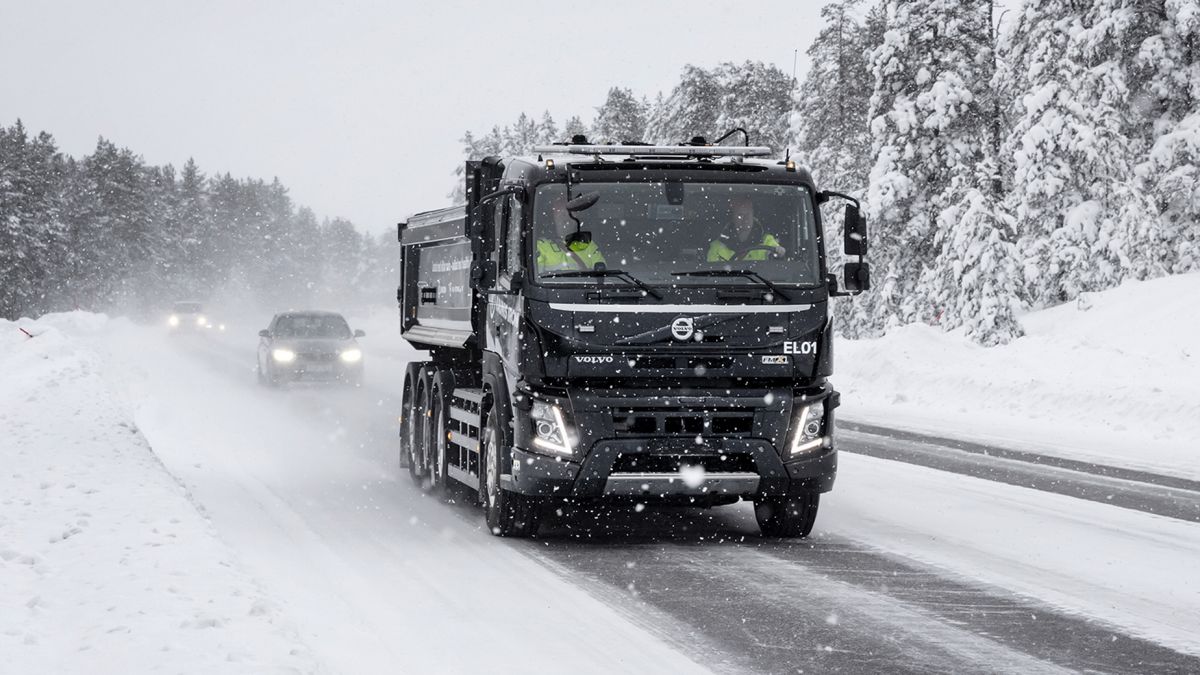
[256,311,365,386]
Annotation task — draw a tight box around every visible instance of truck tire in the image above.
[481,404,541,537]
[755,492,819,538]
[409,370,431,486]
[428,371,455,497]
[399,366,415,470]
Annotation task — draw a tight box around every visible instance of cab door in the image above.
[486,194,524,366]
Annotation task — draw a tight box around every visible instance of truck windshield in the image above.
[532,182,820,288]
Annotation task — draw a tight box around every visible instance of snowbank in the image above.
[0,315,317,673]
[838,272,1200,479]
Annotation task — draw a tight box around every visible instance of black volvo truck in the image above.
[398,138,869,537]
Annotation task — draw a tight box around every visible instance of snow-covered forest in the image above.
[454,0,1200,345]
[0,126,395,321]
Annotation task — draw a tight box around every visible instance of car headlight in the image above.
[195,315,207,326]
[272,348,296,363]
[168,315,179,327]
[339,348,362,363]
[530,400,573,456]
[789,399,827,456]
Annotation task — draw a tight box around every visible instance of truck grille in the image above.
[611,408,755,437]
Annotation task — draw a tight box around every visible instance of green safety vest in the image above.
[707,233,781,262]
[536,239,606,272]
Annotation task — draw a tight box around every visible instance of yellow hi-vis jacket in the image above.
[707,233,782,262]
[536,238,606,272]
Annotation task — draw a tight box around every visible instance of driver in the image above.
[536,190,606,272]
[707,195,785,262]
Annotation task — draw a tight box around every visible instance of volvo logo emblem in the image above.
[671,317,695,341]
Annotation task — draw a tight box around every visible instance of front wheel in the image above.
[755,492,819,538]
[482,406,541,537]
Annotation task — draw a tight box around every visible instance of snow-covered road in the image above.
[9,315,1200,674]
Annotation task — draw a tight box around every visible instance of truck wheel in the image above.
[399,364,420,470]
[428,371,455,497]
[755,492,819,538]
[409,377,430,486]
[482,406,541,537]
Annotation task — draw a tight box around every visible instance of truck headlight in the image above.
[168,315,180,327]
[339,348,362,363]
[789,399,826,456]
[272,348,296,363]
[530,400,573,456]
[195,315,207,326]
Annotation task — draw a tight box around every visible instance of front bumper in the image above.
[274,359,362,382]
[506,385,838,500]
[509,441,836,499]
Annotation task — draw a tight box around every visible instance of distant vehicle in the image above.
[257,311,365,386]
[167,301,208,332]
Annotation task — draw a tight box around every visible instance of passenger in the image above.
[707,195,786,262]
[536,191,606,272]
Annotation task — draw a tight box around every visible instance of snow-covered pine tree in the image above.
[715,61,795,152]
[791,2,887,338]
[0,121,67,319]
[1132,0,1200,274]
[790,1,875,193]
[536,111,559,145]
[592,87,648,143]
[917,1,1024,345]
[563,115,589,140]
[645,65,723,144]
[1004,0,1149,307]
[867,0,995,331]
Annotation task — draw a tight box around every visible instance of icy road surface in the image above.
[72,320,1200,673]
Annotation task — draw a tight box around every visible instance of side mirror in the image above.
[258,329,271,338]
[566,192,600,213]
[354,329,366,338]
[843,261,871,292]
[844,204,867,257]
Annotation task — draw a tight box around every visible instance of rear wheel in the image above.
[755,492,820,538]
[481,404,541,537]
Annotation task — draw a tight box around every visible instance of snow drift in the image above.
[838,272,1200,479]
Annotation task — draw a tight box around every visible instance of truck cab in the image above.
[398,139,868,537]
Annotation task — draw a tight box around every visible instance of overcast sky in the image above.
[2,1,828,233]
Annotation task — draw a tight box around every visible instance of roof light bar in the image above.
[532,144,774,158]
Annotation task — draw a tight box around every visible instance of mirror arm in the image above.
[820,190,860,210]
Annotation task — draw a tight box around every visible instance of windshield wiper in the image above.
[670,270,791,301]
[541,269,663,299]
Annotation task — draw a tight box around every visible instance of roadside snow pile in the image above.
[0,314,316,674]
[838,272,1200,479]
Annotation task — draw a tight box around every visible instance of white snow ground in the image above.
[0,314,317,674]
[838,272,1200,479]
[1,313,704,674]
[5,272,1200,671]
